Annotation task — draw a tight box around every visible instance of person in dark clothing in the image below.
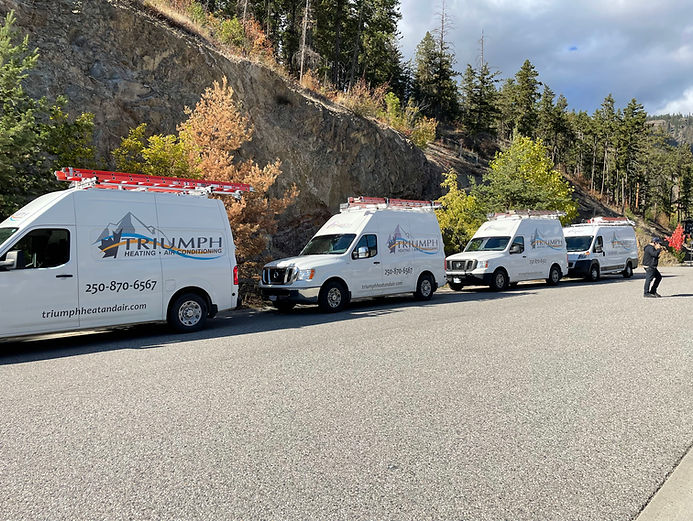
[643,237,663,298]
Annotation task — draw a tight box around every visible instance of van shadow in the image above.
[0,288,535,365]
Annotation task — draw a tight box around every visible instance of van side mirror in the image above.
[594,245,603,254]
[0,250,20,270]
[509,244,523,254]
[357,246,369,259]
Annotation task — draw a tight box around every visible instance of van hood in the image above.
[264,254,344,270]
[446,251,505,262]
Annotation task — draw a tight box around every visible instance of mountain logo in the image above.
[387,224,439,255]
[530,228,563,250]
[95,212,224,260]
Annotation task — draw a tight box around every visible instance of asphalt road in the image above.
[1,268,692,521]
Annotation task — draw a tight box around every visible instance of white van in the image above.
[259,197,446,312]
[0,168,249,339]
[445,211,568,291]
[563,217,638,280]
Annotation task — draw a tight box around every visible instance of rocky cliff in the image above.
[1,0,445,255]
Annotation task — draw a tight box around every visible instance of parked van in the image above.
[0,168,249,339]
[563,217,638,280]
[259,197,446,312]
[445,211,568,291]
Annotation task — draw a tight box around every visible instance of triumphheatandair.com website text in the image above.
[42,303,147,319]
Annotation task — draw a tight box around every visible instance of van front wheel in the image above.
[448,281,464,291]
[490,269,508,291]
[168,293,208,333]
[319,280,348,313]
[586,263,600,282]
[415,273,435,300]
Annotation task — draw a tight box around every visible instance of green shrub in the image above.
[187,2,207,26]
[411,116,437,148]
[218,17,245,48]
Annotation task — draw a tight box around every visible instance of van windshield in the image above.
[465,236,510,252]
[566,236,593,252]
[0,228,18,245]
[300,234,356,255]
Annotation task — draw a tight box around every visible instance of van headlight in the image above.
[295,268,315,281]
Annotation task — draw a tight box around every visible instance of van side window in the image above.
[510,236,524,253]
[3,229,70,269]
[594,236,604,252]
[352,234,377,259]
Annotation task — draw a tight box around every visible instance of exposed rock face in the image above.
[1,0,443,255]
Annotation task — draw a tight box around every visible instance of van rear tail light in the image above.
[233,265,239,285]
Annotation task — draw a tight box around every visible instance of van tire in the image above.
[546,264,561,286]
[273,302,296,313]
[623,262,633,278]
[319,280,348,313]
[587,263,600,282]
[490,269,509,291]
[448,281,464,291]
[168,292,208,333]
[415,273,435,300]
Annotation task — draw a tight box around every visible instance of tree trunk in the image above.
[347,1,364,89]
[331,0,343,86]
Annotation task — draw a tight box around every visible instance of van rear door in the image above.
[0,226,79,336]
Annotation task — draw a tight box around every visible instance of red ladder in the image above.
[55,167,253,196]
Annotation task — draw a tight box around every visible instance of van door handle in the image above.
[373,261,380,264]
[55,274,73,278]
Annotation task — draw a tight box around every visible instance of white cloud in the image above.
[653,88,693,115]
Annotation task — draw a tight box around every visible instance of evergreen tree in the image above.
[460,62,498,139]
[412,29,459,121]
[512,59,540,138]
[0,11,95,219]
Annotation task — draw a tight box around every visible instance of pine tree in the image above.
[512,59,540,138]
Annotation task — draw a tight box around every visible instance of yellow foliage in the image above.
[178,78,298,279]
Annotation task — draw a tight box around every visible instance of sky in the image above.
[398,0,693,115]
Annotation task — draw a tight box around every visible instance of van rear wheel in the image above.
[623,262,633,278]
[546,264,561,286]
[319,280,348,313]
[168,293,208,333]
[415,273,435,300]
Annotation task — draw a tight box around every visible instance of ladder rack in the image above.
[487,210,566,220]
[341,196,441,211]
[55,167,254,197]
[571,216,635,227]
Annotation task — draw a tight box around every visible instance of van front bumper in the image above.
[567,259,591,277]
[259,285,321,304]
[446,271,493,286]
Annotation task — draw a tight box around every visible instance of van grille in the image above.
[263,267,293,285]
[447,259,477,272]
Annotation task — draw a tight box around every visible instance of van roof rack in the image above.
[340,196,441,211]
[55,167,254,198]
[571,216,635,227]
[487,210,566,220]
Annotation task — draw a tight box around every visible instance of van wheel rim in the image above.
[421,279,432,296]
[327,288,342,307]
[552,269,560,282]
[179,301,202,326]
[496,273,505,287]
